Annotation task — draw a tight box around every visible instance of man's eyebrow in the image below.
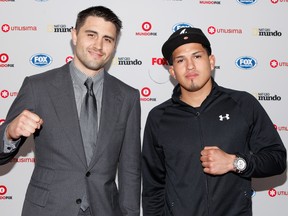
[191,50,205,55]
[84,29,97,34]
[84,30,115,41]
[174,51,204,59]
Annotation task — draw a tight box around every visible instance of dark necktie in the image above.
[79,78,98,211]
[80,78,98,165]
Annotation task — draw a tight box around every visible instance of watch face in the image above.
[236,158,246,171]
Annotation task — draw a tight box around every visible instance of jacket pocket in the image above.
[110,182,120,209]
[25,183,49,207]
[165,194,175,216]
[25,166,54,207]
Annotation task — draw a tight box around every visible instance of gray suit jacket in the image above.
[0,63,141,216]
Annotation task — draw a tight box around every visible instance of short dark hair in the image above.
[75,6,122,36]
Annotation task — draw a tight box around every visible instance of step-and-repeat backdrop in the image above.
[0,0,287,215]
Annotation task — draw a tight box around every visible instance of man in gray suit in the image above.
[0,6,141,216]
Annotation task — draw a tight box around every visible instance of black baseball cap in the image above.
[161,27,212,65]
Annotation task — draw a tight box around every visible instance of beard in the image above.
[183,77,211,93]
[184,80,201,92]
[75,48,107,71]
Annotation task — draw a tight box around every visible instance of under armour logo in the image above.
[219,114,230,121]
[179,28,187,35]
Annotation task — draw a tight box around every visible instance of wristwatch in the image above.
[233,156,247,173]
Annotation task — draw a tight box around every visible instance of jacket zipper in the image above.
[196,111,210,216]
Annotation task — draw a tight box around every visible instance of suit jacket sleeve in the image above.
[118,89,141,216]
[0,77,33,165]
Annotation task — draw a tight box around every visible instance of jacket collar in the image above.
[171,77,220,110]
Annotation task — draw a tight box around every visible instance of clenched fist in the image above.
[200,146,236,175]
[6,110,43,141]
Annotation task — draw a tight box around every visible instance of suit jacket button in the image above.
[86,172,91,177]
[76,199,82,204]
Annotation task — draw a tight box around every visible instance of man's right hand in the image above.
[6,110,43,141]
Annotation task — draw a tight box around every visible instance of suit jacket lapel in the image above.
[88,72,123,168]
[46,64,87,167]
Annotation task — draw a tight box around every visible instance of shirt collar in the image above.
[69,61,104,88]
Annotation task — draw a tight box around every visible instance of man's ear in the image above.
[71,28,77,46]
[209,54,216,71]
[169,66,176,79]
